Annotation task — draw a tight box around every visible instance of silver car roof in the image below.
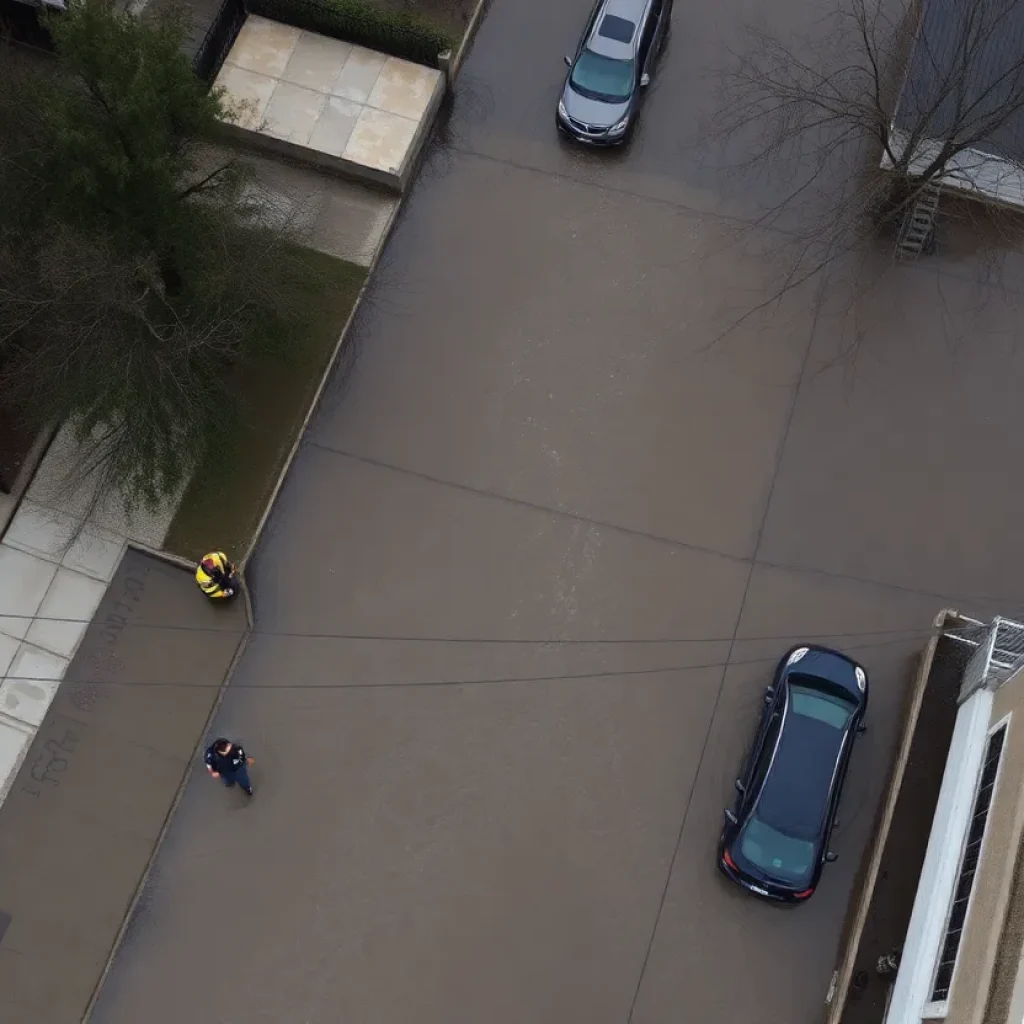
[586,0,650,59]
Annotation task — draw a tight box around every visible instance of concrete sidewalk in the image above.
[0,422,192,803]
[0,549,245,1024]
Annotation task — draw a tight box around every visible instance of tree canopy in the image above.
[0,0,308,509]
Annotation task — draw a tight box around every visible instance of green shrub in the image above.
[246,0,455,66]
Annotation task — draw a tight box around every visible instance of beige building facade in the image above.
[887,621,1024,1024]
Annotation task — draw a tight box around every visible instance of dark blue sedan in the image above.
[718,645,868,903]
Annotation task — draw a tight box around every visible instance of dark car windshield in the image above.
[570,50,635,102]
[740,683,855,882]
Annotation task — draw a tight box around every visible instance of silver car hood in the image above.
[560,84,629,129]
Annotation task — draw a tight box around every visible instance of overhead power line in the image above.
[6,632,936,692]
[0,612,953,647]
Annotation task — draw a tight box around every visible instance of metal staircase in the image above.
[895,181,941,260]
[987,618,1024,686]
[953,616,1024,701]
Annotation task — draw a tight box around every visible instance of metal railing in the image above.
[948,616,1024,701]
[192,0,246,83]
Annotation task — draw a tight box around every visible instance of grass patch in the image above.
[164,247,366,562]
[246,0,456,67]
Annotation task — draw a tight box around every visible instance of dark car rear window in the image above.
[740,817,814,883]
[598,14,636,42]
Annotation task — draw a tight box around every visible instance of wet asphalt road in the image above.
[91,0,1024,1022]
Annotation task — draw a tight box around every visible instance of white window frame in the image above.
[885,688,993,1024]
[921,713,1010,1018]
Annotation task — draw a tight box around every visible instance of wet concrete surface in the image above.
[90,0,1024,1021]
[0,550,244,1024]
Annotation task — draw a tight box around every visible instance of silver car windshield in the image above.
[569,50,634,103]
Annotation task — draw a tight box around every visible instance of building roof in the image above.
[893,0,1024,164]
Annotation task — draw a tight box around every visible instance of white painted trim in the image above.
[884,688,994,1024]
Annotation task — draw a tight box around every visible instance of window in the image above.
[747,713,781,797]
[929,722,1007,1003]
[789,684,855,730]
[598,14,636,42]
[739,816,815,883]
[569,51,635,102]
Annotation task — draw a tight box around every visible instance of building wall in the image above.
[980,837,1024,1024]
[944,668,1024,1024]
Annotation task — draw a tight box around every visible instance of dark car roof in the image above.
[755,707,846,839]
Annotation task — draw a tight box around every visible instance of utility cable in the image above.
[0,612,962,647]
[5,632,937,691]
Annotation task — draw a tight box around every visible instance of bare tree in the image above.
[713,0,1024,329]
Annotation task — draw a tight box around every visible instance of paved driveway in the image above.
[92,0,1024,1021]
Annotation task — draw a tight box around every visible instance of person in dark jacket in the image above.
[204,737,254,796]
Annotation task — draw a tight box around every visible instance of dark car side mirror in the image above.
[640,72,651,87]
[825,851,838,863]
[734,778,745,794]
[724,809,738,825]
[564,54,572,66]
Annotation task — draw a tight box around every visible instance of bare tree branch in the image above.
[709,0,1024,344]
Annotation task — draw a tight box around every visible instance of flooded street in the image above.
[92,0,1024,1020]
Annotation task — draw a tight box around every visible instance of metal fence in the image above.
[0,0,57,51]
[192,0,247,84]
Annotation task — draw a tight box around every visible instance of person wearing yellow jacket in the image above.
[195,551,238,600]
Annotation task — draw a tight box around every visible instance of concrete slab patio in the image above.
[0,549,245,1024]
[216,16,445,191]
[0,423,187,803]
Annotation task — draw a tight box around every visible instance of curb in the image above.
[77,15,458,1010]
[447,0,490,83]
[239,199,404,570]
[80,134,405,1024]
[126,539,196,573]
[80,603,252,1024]
[241,574,256,630]
[127,540,254,628]
[823,608,959,1023]
[212,0,493,572]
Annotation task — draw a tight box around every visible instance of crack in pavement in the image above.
[303,439,1024,616]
